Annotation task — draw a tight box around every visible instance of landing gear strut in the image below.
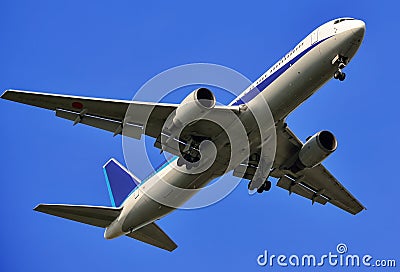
[333,55,347,81]
[176,136,204,170]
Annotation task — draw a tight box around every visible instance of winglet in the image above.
[103,158,140,207]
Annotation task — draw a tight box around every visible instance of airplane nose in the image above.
[352,20,366,39]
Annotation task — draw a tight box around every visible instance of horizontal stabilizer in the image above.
[34,204,122,228]
[126,222,178,252]
[103,158,140,207]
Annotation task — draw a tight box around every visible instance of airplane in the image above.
[1,17,366,252]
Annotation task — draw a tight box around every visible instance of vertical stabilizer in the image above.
[103,158,140,207]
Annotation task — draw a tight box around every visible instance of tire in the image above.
[334,71,339,79]
[177,158,184,167]
[264,181,272,191]
[339,73,346,81]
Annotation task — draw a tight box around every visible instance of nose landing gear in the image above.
[333,55,347,81]
[334,69,346,81]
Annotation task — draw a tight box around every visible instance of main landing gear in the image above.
[333,55,347,81]
[176,136,204,170]
[254,180,272,194]
[177,155,200,170]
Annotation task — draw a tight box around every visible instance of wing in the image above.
[1,90,239,149]
[234,121,365,214]
[1,89,177,139]
[270,122,365,215]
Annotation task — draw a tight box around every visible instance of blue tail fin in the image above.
[103,158,140,207]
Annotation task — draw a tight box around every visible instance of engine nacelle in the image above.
[295,130,338,170]
[171,87,216,128]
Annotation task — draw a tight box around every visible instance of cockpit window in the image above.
[334,18,355,24]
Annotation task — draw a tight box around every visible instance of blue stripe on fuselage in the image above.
[231,36,332,106]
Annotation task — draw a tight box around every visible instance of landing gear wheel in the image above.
[256,180,272,194]
[334,71,346,81]
[177,157,184,167]
[263,180,272,191]
[334,71,340,79]
[334,55,347,81]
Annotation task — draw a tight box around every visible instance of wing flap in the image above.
[277,168,365,215]
[126,222,178,252]
[277,176,328,205]
[56,108,123,135]
[34,204,122,228]
[301,165,365,214]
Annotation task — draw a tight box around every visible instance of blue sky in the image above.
[1,0,399,271]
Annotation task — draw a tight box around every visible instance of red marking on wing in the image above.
[72,102,83,109]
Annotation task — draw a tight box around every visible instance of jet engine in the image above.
[159,88,217,161]
[169,87,216,129]
[294,130,337,170]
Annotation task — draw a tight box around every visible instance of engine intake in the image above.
[293,130,337,171]
[195,87,215,108]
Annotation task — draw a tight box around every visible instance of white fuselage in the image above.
[104,18,365,239]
